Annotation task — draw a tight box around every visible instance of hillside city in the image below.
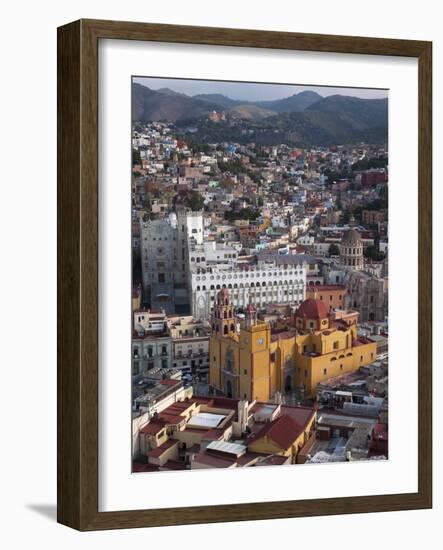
[131,84,389,473]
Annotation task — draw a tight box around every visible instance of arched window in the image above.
[223,325,228,335]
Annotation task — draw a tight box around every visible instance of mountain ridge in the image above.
[132,83,388,145]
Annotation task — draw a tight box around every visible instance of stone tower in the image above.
[340,228,364,271]
[211,288,236,337]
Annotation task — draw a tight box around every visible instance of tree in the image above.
[224,207,259,222]
[364,246,386,261]
[342,210,351,224]
[187,191,205,211]
[328,243,340,256]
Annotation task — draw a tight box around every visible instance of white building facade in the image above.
[190,263,307,320]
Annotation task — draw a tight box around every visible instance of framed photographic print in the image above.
[57,19,432,530]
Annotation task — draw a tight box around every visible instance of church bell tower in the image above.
[211,288,236,337]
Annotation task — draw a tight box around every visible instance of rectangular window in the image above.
[158,273,165,283]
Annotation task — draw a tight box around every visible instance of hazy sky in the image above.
[133,76,388,101]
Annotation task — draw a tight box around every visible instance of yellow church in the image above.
[209,288,377,401]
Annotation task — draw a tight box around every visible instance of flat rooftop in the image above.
[187,412,226,429]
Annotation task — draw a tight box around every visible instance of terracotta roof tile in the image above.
[248,415,303,450]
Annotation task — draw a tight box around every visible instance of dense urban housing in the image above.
[131,79,389,472]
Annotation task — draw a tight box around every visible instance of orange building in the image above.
[209,290,376,400]
[306,284,347,310]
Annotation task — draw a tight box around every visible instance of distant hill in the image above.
[194,90,322,113]
[257,90,322,112]
[193,93,241,108]
[132,83,388,145]
[156,87,189,98]
[177,108,387,147]
[258,109,387,145]
[306,95,388,131]
[132,83,220,122]
[226,104,275,121]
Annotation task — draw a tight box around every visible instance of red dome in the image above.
[296,298,329,320]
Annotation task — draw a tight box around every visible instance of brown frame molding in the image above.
[57,19,432,531]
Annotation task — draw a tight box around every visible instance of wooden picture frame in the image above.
[57,19,432,530]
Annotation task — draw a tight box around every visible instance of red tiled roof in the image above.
[307,284,346,291]
[159,379,181,386]
[140,421,165,436]
[163,414,185,426]
[296,298,329,320]
[132,461,160,473]
[280,405,316,430]
[271,330,296,342]
[249,415,304,450]
[193,451,236,468]
[161,460,186,470]
[147,438,178,458]
[201,428,225,441]
[257,454,289,466]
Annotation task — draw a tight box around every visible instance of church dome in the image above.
[217,287,230,298]
[341,228,362,245]
[216,287,231,306]
[296,298,329,320]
